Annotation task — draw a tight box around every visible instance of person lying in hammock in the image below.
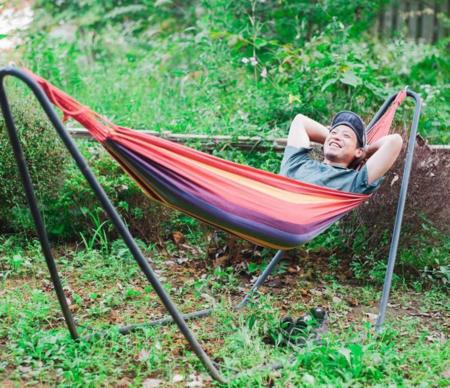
[280,111,403,194]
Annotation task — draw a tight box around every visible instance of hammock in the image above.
[1,67,419,384]
[25,69,406,250]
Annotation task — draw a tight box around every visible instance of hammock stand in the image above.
[0,67,421,384]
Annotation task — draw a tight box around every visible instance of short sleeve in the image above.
[279,146,313,175]
[351,164,384,194]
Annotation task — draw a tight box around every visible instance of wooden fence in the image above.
[375,0,449,43]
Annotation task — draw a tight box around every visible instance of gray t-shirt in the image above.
[280,146,383,194]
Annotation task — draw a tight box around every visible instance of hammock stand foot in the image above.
[108,249,285,336]
[0,67,421,383]
[0,67,291,384]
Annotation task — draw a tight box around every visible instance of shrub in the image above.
[340,139,450,283]
[0,83,173,242]
[46,141,174,242]
[0,81,68,235]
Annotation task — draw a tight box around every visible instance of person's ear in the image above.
[354,147,364,159]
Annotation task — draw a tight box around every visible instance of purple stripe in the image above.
[109,141,345,248]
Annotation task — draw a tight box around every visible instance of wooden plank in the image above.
[416,1,424,41]
[391,2,399,37]
[374,0,444,42]
[67,127,447,152]
[67,128,289,151]
[378,5,385,38]
[433,0,441,42]
[422,2,435,41]
[404,0,412,38]
[443,0,450,37]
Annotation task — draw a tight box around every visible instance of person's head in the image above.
[323,111,366,168]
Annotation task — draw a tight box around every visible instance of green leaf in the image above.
[247,262,260,273]
[254,38,268,49]
[340,70,361,87]
[321,77,338,92]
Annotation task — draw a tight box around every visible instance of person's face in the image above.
[323,125,364,167]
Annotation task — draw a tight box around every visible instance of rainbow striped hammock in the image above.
[27,69,406,250]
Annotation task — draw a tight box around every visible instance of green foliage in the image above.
[400,220,450,286]
[20,0,449,143]
[0,82,68,235]
[2,0,448,279]
[0,93,173,242]
[341,218,449,287]
[34,141,173,241]
[1,235,449,386]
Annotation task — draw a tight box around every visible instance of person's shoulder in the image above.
[280,146,316,176]
[281,146,313,164]
[284,145,313,157]
[352,164,384,194]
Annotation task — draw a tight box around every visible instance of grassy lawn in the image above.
[1,237,448,386]
[1,2,449,386]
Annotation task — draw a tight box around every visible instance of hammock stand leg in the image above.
[236,250,285,309]
[101,249,285,333]
[0,66,421,381]
[0,67,296,384]
[115,249,285,335]
[366,90,422,332]
[0,78,79,340]
[0,67,229,384]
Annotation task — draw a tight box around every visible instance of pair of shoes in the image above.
[266,307,328,346]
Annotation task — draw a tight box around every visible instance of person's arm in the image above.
[365,134,403,184]
[287,114,329,148]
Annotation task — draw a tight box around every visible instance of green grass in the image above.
[1,236,448,386]
[17,3,449,144]
[1,4,449,383]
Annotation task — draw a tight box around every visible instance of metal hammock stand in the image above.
[0,67,421,384]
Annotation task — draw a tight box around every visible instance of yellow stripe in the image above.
[108,144,294,249]
[120,135,338,205]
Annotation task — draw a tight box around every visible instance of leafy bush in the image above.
[0,84,173,242]
[340,141,450,284]
[0,82,68,234]
[43,141,174,241]
[20,0,449,143]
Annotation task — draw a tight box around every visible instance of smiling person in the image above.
[280,111,403,194]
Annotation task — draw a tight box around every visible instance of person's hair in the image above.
[330,111,366,148]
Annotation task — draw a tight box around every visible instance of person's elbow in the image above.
[294,113,306,124]
[390,134,403,158]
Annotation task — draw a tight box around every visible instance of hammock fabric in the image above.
[25,69,406,250]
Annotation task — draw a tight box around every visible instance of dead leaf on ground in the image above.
[366,312,378,324]
[172,231,185,245]
[116,377,132,388]
[213,254,229,267]
[172,373,184,383]
[109,309,121,323]
[142,378,162,388]
[267,279,283,288]
[137,349,150,362]
[346,297,359,307]
[186,373,204,387]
